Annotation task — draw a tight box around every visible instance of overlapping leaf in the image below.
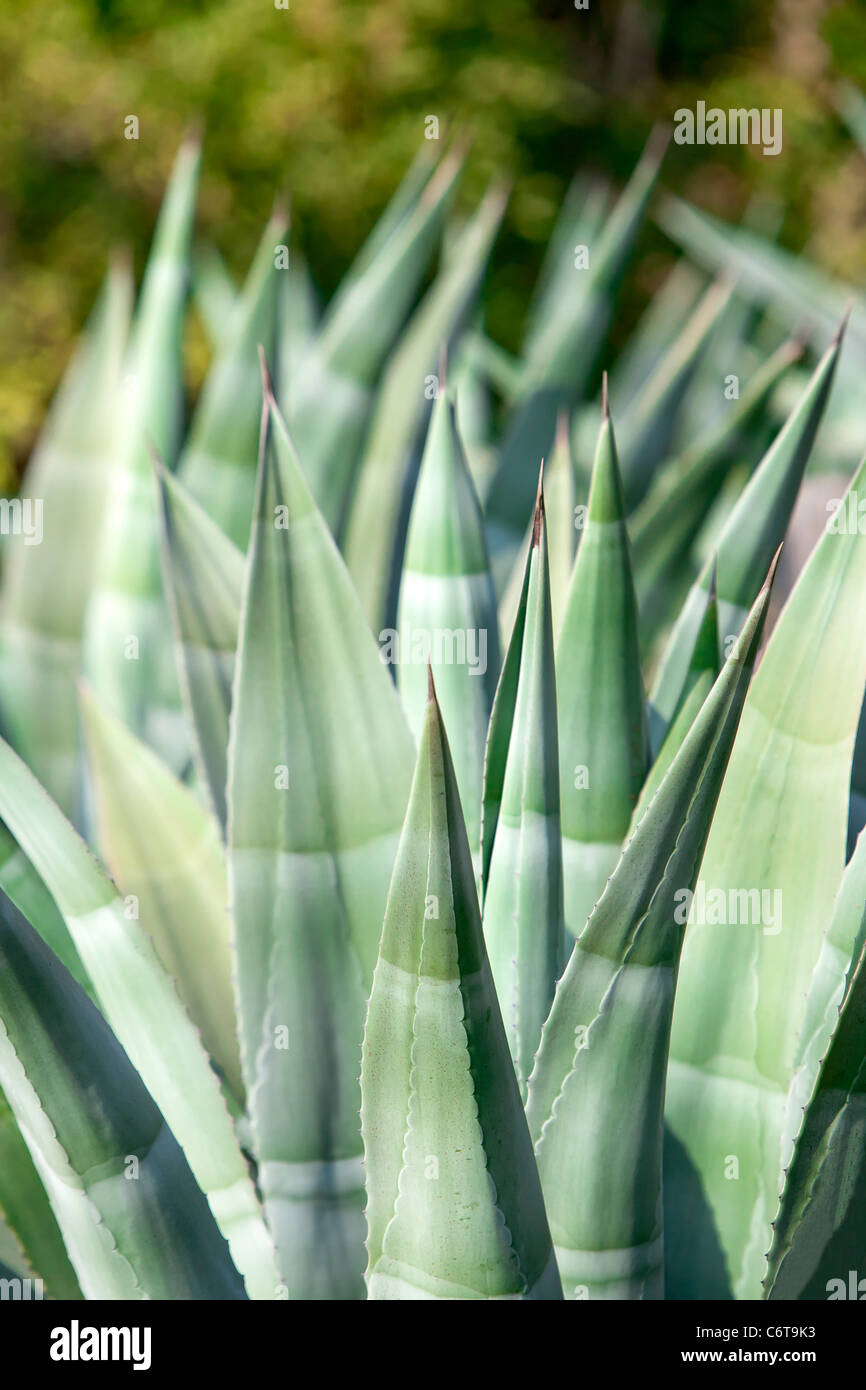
[0,732,279,1299]
[556,393,647,938]
[526,569,774,1299]
[482,485,566,1096]
[667,454,866,1298]
[0,255,131,818]
[362,678,562,1299]
[227,379,414,1299]
[179,203,288,547]
[0,890,245,1300]
[83,135,201,772]
[396,391,500,860]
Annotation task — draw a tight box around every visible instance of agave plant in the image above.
[0,123,865,1303]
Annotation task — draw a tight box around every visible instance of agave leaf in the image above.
[485,128,667,566]
[0,732,280,1300]
[0,890,246,1300]
[192,241,238,353]
[660,201,866,471]
[345,143,439,285]
[179,204,288,548]
[611,260,707,408]
[631,337,801,654]
[481,487,566,1095]
[526,570,774,1299]
[666,454,866,1299]
[498,411,580,645]
[361,677,562,1299]
[0,255,131,819]
[83,135,201,772]
[521,174,611,363]
[79,682,242,1105]
[764,819,866,1298]
[784,822,866,1164]
[637,568,719,813]
[648,324,844,747]
[659,196,866,357]
[227,379,414,1299]
[0,1085,81,1299]
[452,323,497,495]
[614,277,733,512]
[287,149,464,534]
[0,821,91,998]
[155,461,243,833]
[766,850,866,1299]
[277,251,318,412]
[343,184,507,633]
[468,332,524,403]
[556,393,647,938]
[396,391,500,860]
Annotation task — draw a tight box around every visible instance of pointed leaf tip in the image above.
[257,343,276,403]
[833,303,853,346]
[182,118,205,150]
[763,542,784,594]
[601,369,609,421]
[646,121,673,164]
[707,554,718,601]
[531,469,545,548]
[438,341,448,393]
[427,661,436,703]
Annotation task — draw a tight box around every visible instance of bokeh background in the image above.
[1,0,865,480]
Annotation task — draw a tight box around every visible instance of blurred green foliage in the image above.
[1,0,865,477]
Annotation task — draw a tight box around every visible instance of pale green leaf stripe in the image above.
[0,821,91,999]
[228,385,414,1299]
[0,890,246,1300]
[0,732,280,1300]
[649,325,844,746]
[526,575,772,1299]
[485,128,667,559]
[288,149,464,534]
[397,392,501,860]
[482,492,566,1096]
[362,684,562,1300]
[79,683,243,1106]
[156,461,244,831]
[0,255,131,819]
[666,454,866,1300]
[343,183,507,634]
[615,276,733,512]
[83,135,201,773]
[179,204,288,548]
[0,1084,81,1299]
[556,399,647,938]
